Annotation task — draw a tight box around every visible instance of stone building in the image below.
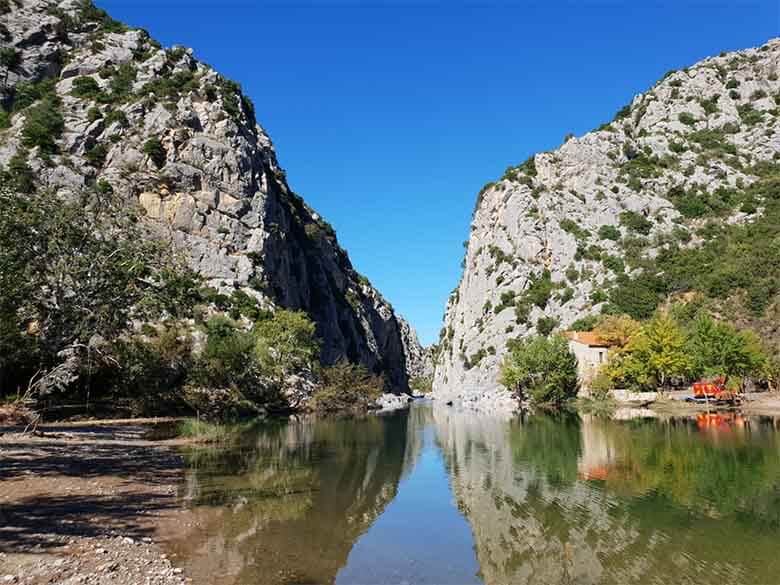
[563,331,611,385]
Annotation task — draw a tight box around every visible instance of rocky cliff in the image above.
[434,39,780,403]
[0,0,421,390]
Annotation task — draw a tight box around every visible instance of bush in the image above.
[21,97,64,153]
[598,225,621,241]
[4,150,35,193]
[108,62,137,100]
[310,361,383,413]
[104,109,128,127]
[84,143,108,167]
[678,112,697,126]
[500,335,578,405]
[11,79,57,112]
[87,106,102,122]
[524,270,554,309]
[619,210,653,235]
[194,315,256,389]
[0,47,20,69]
[254,309,319,383]
[410,375,433,394]
[601,255,625,274]
[71,76,102,99]
[143,138,166,168]
[536,316,559,336]
[738,104,763,126]
[559,218,589,240]
[570,315,598,331]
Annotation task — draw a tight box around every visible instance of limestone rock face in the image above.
[434,39,780,404]
[0,0,421,390]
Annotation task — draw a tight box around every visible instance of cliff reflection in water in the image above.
[434,407,780,585]
[167,404,780,585]
[168,410,419,585]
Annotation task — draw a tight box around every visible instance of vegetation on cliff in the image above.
[499,335,579,405]
[587,309,775,393]
[0,184,384,418]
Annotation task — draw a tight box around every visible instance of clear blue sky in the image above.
[101,0,778,345]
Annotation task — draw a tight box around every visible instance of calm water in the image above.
[166,403,780,585]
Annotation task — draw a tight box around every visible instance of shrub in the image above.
[108,62,137,100]
[71,76,102,99]
[601,255,625,274]
[104,109,128,127]
[21,97,64,153]
[194,315,256,389]
[78,0,127,33]
[310,361,383,413]
[0,47,20,69]
[87,106,102,122]
[254,309,320,384]
[143,138,166,168]
[500,335,578,405]
[514,301,531,324]
[4,150,35,193]
[570,315,599,331]
[559,218,589,240]
[590,289,608,304]
[410,375,433,394]
[699,96,719,115]
[525,270,554,309]
[619,210,652,235]
[737,103,764,126]
[536,316,559,336]
[84,143,108,167]
[751,89,768,101]
[678,112,697,126]
[11,79,57,112]
[598,224,621,241]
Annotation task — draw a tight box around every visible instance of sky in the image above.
[100,0,779,345]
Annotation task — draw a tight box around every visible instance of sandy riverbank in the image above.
[0,421,193,585]
[617,391,780,417]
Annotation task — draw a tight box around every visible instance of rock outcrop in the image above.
[434,39,780,403]
[0,0,422,390]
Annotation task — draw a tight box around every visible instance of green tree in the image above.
[254,309,320,383]
[686,314,766,386]
[0,185,194,398]
[607,314,690,390]
[310,360,383,413]
[500,335,579,405]
[196,315,256,388]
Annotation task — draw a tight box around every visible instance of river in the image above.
[165,402,780,585]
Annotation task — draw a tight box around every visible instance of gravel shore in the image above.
[0,422,191,585]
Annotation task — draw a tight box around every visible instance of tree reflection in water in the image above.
[434,406,780,585]
[167,411,413,585]
[165,405,780,585]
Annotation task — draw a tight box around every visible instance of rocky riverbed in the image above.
[0,422,191,585]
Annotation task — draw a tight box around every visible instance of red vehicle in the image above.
[691,376,741,404]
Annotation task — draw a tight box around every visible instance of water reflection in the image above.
[167,404,780,585]
[168,411,416,584]
[435,407,780,585]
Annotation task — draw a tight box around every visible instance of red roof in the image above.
[564,331,610,347]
